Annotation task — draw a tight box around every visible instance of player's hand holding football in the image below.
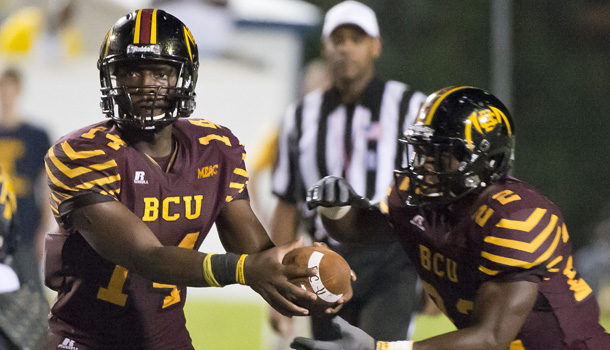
[306,176,370,210]
[244,238,318,317]
[311,242,356,315]
[290,316,375,350]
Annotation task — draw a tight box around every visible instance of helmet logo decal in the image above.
[183,25,196,62]
[465,106,512,151]
[133,9,158,44]
[127,44,161,55]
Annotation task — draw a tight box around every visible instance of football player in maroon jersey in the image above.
[43,9,329,350]
[295,86,610,350]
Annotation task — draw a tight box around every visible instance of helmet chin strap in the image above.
[139,112,174,131]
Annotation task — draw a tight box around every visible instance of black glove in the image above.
[306,176,370,210]
[290,316,375,350]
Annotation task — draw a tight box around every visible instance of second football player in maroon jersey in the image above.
[295,86,610,350]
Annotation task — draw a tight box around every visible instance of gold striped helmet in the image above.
[396,86,515,207]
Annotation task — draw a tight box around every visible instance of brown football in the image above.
[282,245,352,315]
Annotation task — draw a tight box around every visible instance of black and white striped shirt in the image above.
[272,77,426,240]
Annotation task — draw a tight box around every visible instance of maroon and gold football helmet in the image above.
[98,9,199,131]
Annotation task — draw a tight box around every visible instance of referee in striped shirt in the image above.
[270,0,427,343]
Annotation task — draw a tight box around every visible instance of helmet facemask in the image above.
[397,126,512,208]
[100,58,196,132]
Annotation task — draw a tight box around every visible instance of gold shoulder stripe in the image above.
[546,255,563,273]
[189,120,220,129]
[229,182,245,190]
[62,141,106,159]
[51,192,71,204]
[233,168,248,178]
[496,208,546,231]
[199,135,231,146]
[380,197,389,214]
[51,145,117,178]
[99,189,121,196]
[74,175,121,191]
[561,223,569,243]
[485,214,557,253]
[481,226,561,269]
[478,265,499,276]
[46,163,78,192]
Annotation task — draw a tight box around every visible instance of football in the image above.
[282,245,352,315]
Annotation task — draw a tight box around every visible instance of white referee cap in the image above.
[322,1,379,38]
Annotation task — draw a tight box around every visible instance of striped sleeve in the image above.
[478,206,565,279]
[44,137,121,224]
[187,119,249,204]
[225,143,249,203]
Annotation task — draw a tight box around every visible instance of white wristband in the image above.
[318,205,351,220]
[376,340,414,350]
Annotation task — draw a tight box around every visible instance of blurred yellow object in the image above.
[60,27,83,57]
[0,7,43,55]
[250,127,279,173]
[0,6,83,59]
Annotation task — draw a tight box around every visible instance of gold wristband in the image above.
[236,254,248,285]
[202,253,222,287]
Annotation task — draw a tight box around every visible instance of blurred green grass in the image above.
[184,298,610,349]
[185,299,269,349]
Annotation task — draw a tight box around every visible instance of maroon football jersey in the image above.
[383,176,610,349]
[44,119,249,349]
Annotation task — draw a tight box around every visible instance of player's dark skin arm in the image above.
[216,198,320,315]
[413,280,538,350]
[70,199,317,316]
[216,198,275,253]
